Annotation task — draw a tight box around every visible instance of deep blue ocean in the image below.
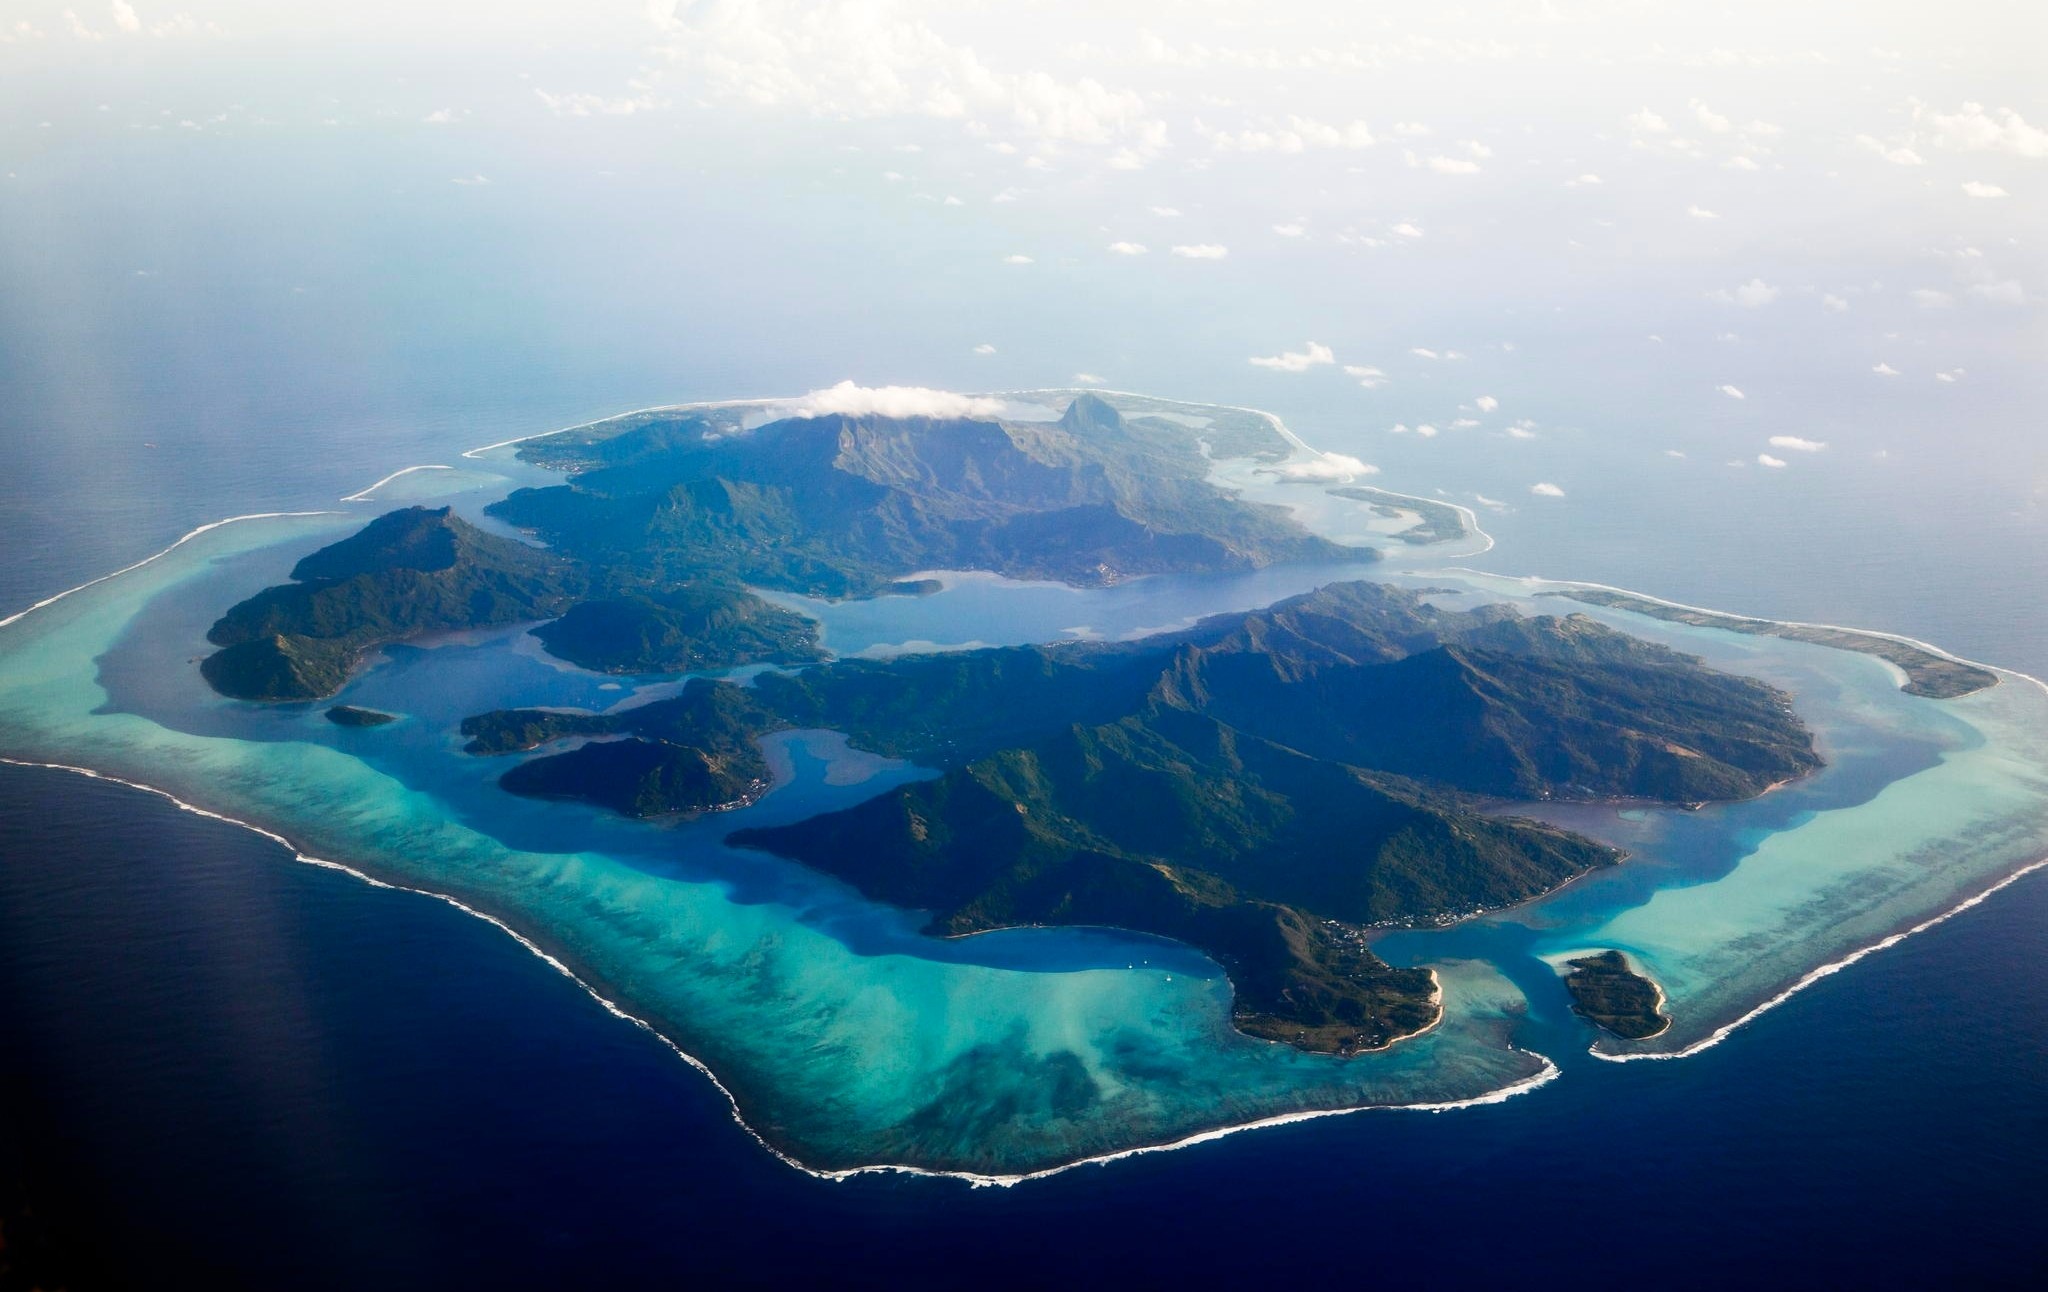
[3,117,2045,1286]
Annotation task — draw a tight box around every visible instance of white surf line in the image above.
[1448,570,2048,1062]
[1591,855,2048,1064]
[340,465,453,502]
[0,512,339,631]
[3,398,2039,1180]
[459,395,795,460]
[0,752,1560,1189]
[1339,484,1495,558]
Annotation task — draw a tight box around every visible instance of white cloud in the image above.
[1421,154,1481,174]
[1414,424,1440,438]
[1688,204,1721,219]
[1272,222,1305,237]
[1106,240,1147,255]
[1391,222,1424,238]
[1629,108,1669,135]
[1567,173,1602,186]
[450,174,491,186]
[1665,449,1688,459]
[1758,453,1787,468]
[1909,288,1954,308]
[1855,134,1924,166]
[536,89,666,117]
[1936,369,1964,383]
[1409,347,1439,359]
[1691,99,1731,133]
[1474,395,1499,412]
[1002,253,1034,264]
[1712,277,1780,308]
[1206,116,1374,153]
[972,343,996,356]
[1530,482,1565,497]
[1717,384,1745,399]
[647,0,1170,164]
[423,108,466,124]
[1170,243,1228,259]
[1724,155,1761,171]
[1961,181,2008,198]
[1343,365,1388,389]
[1926,103,2048,158]
[1769,436,1827,452]
[1872,362,1899,375]
[1505,426,1536,440]
[786,381,1004,420]
[110,2,139,34]
[1073,372,1106,385]
[1822,293,1849,312]
[1274,452,1375,481]
[1971,280,2026,305]
[1248,341,1335,373]
[1148,205,1181,217]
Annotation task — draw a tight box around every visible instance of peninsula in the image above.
[466,581,1819,1053]
[200,396,1368,701]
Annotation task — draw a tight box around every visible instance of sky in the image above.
[1,1,2043,528]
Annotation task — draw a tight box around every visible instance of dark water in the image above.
[5,765,2044,1289]
[2,145,2045,1280]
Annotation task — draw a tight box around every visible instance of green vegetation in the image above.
[470,580,1819,1052]
[489,394,1366,599]
[324,705,398,727]
[530,586,822,674]
[202,507,586,701]
[1326,487,1470,546]
[1562,950,1670,1039]
[206,396,1374,701]
[1548,588,1999,699]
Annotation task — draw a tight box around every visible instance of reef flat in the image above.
[1546,588,1999,700]
[3,389,2045,1176]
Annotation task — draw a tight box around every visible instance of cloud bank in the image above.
[785,381,1004,419]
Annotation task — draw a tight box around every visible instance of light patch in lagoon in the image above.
[2,395,2045,1180]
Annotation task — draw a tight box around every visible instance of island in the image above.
[1546,589,1998,700]
[200,395,1370,701]
[1561,950,1670,1039]
[324,705,398,727]
[1326,486,1470,546]
[464,580,1820,1053]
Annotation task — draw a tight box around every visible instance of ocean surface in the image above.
[4,141,2046,1285]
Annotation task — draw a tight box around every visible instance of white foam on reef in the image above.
[0,751,1562,1188]
[3,399,2043,1183]
[1590,854,2048,1063]
[1455,570,2048,1063]
[340,465,453,502]
[0,512,338,630]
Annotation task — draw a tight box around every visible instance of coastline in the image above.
[0,403,2042,1183]
[0,753,1549,1187]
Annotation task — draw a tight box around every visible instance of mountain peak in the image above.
[1059,393,1126,436]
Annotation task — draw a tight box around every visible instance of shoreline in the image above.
[339,464,453,503]
[1590,853,2048,1063]
[0,405,2042,1183]
[0,753,1552,1188]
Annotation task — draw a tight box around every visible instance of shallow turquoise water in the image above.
[3,396,2044,1178]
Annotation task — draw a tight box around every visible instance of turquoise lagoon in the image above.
[2,394,2044,1179]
